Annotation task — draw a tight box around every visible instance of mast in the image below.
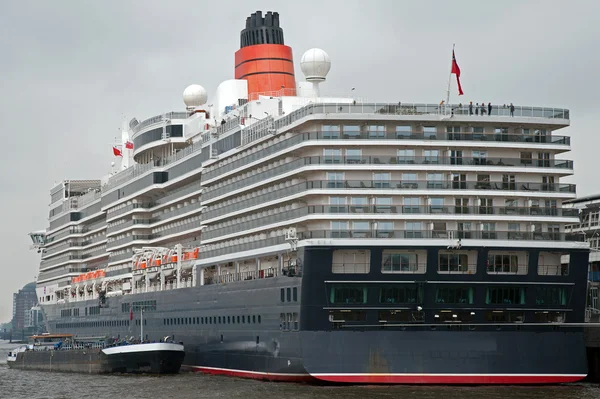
[445,43,455,112]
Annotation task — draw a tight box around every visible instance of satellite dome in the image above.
[183,84,208,109]
[300,48,331,82]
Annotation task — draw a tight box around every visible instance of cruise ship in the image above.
[29,10,590,384]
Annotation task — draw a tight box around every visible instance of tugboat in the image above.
[7,310,185,374]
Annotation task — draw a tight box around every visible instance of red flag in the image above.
[125,141,134,149]
[112,146,122,157]
[451,50,464,96]
[129,308,133,321]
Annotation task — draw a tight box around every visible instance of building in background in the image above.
[24,306,44,330]
[12,282,37,330]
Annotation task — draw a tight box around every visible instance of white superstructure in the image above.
[31,47,583,306]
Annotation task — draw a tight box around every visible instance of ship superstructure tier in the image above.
[30,10,590,385]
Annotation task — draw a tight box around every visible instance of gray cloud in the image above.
[1,0,598,321]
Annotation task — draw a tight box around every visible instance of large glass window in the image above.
[486,287,526,305]
[403,197,420,213]
[331,221,349,238]
[438,253,469,272]
[368,125,385,138]
[375,221,394,237]
[427,173,444,189]
[327,172,344,188]
[346,149,362,163]
[398,149,415,164]
[329,196,346,213]
[406,222,422,238]
[342,125,360,137]
[473,150,488,165]
[374,172,391,188]
[423,149,440,164]
[430,198,445,213]
[536,287,568,306]
[396,125,411,138]
[324,149,342,164]
[487,254,519,273]
[375,197,392,213]
[423,126,437,139]
[352,221,370,237]
[329,285,367,304]
[435,287,474,304]
[379,286,418,303]
[323,124,340,139]
[350,197,368,210]
[382,252,418,272]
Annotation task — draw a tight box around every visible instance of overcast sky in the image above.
[0,0,598,322]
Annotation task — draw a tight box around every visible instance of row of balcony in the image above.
[107,201,202,235]
[44,234,107,258]
[202,155,573,202]
[39,247,109,270]
[313,155,573,169]
[202,179,575,222]
[307,205,577,217]
[202,204,575,242]
[202,131,570,182]
[301,229,582,242]
[106,219,201,249]
[106,182,202,224]
[46,219,106,243]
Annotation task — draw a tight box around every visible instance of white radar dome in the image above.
[183,84,208,109]
[300,48,331,82]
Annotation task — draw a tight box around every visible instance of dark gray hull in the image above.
[300,330,587,384]
[40,245,590,384]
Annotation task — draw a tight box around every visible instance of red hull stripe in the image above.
[185,365,315,382]
[310,373,587,384]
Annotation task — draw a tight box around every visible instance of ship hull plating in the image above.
[301,330,587,384]
[40,245,590,384]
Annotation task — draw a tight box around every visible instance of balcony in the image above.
[300,230,584,242]
[308,179,576,194]
[202,130,570,183]
[310,205,578,218]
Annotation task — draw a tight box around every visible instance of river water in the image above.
[1,340,599,399]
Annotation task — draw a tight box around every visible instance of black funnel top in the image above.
[240,11,285,48]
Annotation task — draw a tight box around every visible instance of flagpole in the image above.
[445,43,455,112]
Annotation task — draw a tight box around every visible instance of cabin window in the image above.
[323,124,340,139]
[280,288,284,302]
[438,251,475,273]
[435,287,474,304]
[486,287,526,305]
[287,288,291,302]
[293,287,298,301]
[332,249,370,274]
[382,250,426,273]
[538,251,569,276]
[379,286,419,304]
[536,287,569,306]
[487,251,528,274]
[329,285,367,305]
